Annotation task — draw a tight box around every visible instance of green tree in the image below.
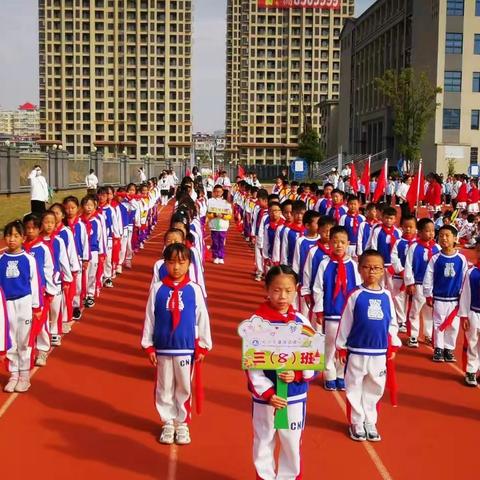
[375,68,441,162]
[297,127,324,164]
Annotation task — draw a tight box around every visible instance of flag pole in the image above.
[384,158,388,204]
[414,159,422,217]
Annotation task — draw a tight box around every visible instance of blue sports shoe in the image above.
[324,380,337,391]
[336,378,346,391]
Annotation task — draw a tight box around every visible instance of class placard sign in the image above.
[238,316,325,371]
[258,0,341,9]
[207,206,232,216]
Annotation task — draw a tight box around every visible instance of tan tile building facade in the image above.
[39,0,192,161]
[226,0,354,165]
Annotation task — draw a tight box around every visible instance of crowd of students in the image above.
[0,175,169,393]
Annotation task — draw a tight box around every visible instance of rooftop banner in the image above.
[258,0,341,9]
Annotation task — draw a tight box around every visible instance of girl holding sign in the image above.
[246,265,316,480]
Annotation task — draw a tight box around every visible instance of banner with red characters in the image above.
[258,0,341,9]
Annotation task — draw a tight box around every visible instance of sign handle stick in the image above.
[274,371,289,430]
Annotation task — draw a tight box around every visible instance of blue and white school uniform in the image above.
[356,220,378,257]
[0,251,40,373]
[100,204,122,280]
[279,226,304,267]
[84,215,105,298]
[339,213,365,257]
[313,257,361,382]
[326,204,348,223]
[423,251,468,350]
[336,286,401,429]
[253,209,269,276]
[404,241,440,340]
[459,266,480,374]
[142,279,211,425]
[69,218,90,309]
[0,287,8,354]
[300,244,330,301]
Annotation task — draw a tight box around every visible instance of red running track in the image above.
[0,205,478,479]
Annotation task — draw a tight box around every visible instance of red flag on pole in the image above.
[373,159,388,203]
[186,168,191,178]
[360,156,371,195]
[349,162,358,193]
[238,165,246,179]
[406,160,425,211]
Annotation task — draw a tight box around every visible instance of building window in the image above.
[471,147,478,165]
[446,33,463,53]
[472,110,480,129]
[443,108,461,129]
[474,72,480,92]
[447,0,464,15]
[477,0,480,15]
[475,34,480,54]
[444,71,462,92]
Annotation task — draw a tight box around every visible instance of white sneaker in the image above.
[63,322,72,334]
[116,265,123,274]
[365,423,381,442]
[398,324,407,333]
[218,259,224,264]
[159,423,175,444]
[254,273,262,282]
[124,260,132,269]
[213,258,219,264]
[175,424,191,445]
[4,375,19,393]
[15,374,31,393]
[51,335,62,347]
[35,351,48,367]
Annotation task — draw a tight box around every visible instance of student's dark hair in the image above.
[467,214,476,223]
[63,195,79,206]
[268,193,280,202]
[116,186,126,193]
[365,202,377,211]
[81,194,98,207]
[97,186,109,195]
[438,224,458,237]
[251,186,259,195]
[213,184,224,190]
[290,181,299,187]
[347,195,359,203]
[443,210,453,220]
[126,182,137,192]
[4,219,25,237]
[303,210,321,225]
[49,203,67,225]
[265,265,298,287]
[164,228,186,241]
[382,206,397,217]
[329,225,349,238]
[23,214,42,229]
[359,249,385,266]
[401,214,417,225]
[41,210,56,222]
[323,182,334,190]
[170,213,195,244]
[318,215,336,228]
[281,199,293,210]
[292,200,307,212]
[163,243,191,263]
[257,189,269,200]
[268,200,281,208]
[331,188,344,197]
[416,218,433,232]
[89,168,95,174]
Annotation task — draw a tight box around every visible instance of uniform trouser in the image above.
[253,400,306,480]
[391,277,407,326]
[345,354,386,428]
[255,244,264,275]
[36,319,51,353]
[211,230,227,260]
[104,240,113,279]
[6,296,33,373]
[466,311,480,373]
[87,251,99,297]
[73,268,83,308]
[125,228,134,262]
[48,292,63,335]
[409,285,433,339]
[347,244,357,259]
[119,231,129,266]
[433,300,460,350]
[155,354,193,424]
[323,321,344,381]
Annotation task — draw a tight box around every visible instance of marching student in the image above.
[313,226,361,391]
[271,199,293,266]
[390,215,417,332]
[356,203,379,257]
[23,214,55,367]
[315,183,333,215]
[279,200,306,267]
[207,184,233,264]
[262,202,285,269]
[336,249,401,442]
[424,225,468,362]
[326,189,348,223]
[404,218,440,347]
[251,189,270,281]
[246,265,315,480]
[158,172,171,206]
[339,195,365,257]
[142,243,212,445]
[459,242,480,387]
[0,220,41,393]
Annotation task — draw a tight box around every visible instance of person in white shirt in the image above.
[28,165,49,215]
[138,167,147,183]
[218,171,232,200]
[85,169,99,194]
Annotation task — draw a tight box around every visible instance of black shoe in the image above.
[84,297,95,308]
[104,278,114,288]
[72,307,82,321]
[443,349,456,363]
[433,348,444,362]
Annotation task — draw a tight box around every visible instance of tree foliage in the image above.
[375,68,441,162]
[297,127,324,164]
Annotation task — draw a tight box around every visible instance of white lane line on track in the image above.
[0,367,40,420]
[167,444,178,480]
[332,391,394,480]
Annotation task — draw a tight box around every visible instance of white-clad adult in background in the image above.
[251,173,262,188]
[218,171,232,200]
[138,167,147,183]
[85,168,99,195]
[28,164,49,215]
[340,163,351,178]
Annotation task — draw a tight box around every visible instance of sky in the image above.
[0,0,375,133]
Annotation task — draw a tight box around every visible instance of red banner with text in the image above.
[258,0,341,9]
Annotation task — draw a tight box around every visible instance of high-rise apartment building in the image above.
[226,0,354,165]
[0,103,40,138]
[39,0,192,161]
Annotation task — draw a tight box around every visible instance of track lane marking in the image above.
[0,367,40,419]
[167,444,178,480]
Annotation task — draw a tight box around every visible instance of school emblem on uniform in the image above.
[6,261,20,279]
[167,291,184,311]
[444,263,456,278]
[367,299,384,320]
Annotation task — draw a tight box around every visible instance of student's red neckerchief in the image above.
[289,223,305,234]
[23,237,43,253]
[402,234,416,244]
[348,213,360,236]
[331,254,347,299]
[331,204,344,222]
[268,218,285,231]
[316,241,331,256]
[68,215,81,237]
[417,239,436,260]
[81,210,100,238]
[323,196,332,210]
[162,275,191,332]
[255,302,296,323]
[382,225,397,253]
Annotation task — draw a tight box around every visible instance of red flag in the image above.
[349,163,358,193]
[360,156,371,195]
[406,161,425,210]
[238,165,246,179]
[373,160,388,203]
[186,168,191,178]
